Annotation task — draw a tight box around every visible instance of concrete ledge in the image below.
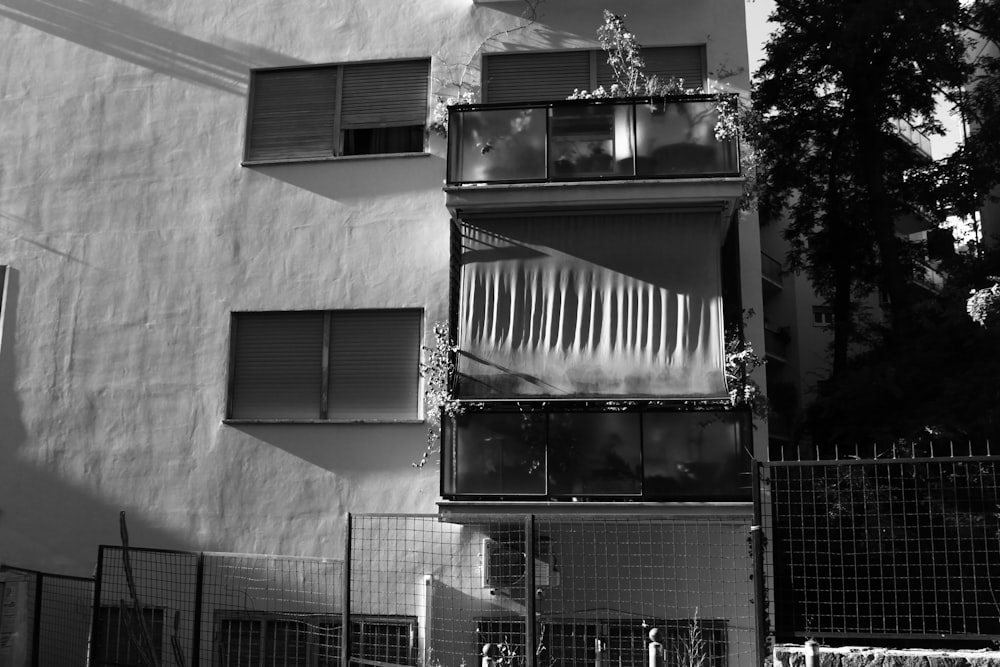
[775,644,1000,667]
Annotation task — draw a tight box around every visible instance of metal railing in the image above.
[760,253,783,287]
[446,96,740,185]
[759,442,1000,645]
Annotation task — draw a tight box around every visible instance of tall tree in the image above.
[753,0,974,376]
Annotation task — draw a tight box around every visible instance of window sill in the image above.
[241,152,432,167]
[223,418,424,425]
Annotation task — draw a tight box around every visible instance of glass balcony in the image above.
[441,408,752,501]
[446,95,740,185]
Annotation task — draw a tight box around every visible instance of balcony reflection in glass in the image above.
[444,409,749,501]
[634,100,736,176]
[448,107,546,183]
[548,104,633,179]
[643,411,746,497]
[548,412,641,496]
[452,411,547,496]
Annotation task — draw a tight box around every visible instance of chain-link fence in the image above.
[0,565,94,667]
[348,513,761,667]
[760,445,1000,645]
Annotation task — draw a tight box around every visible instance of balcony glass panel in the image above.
[548,104,633,179]
[447,107,546,183]
[634,100,736,177]
[447,96,738,184]
[443,409,750,501]
[547,413,641,497]
[451,411,547,496]
[642,411,746,498]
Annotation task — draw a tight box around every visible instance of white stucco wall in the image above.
[0,0,757,576]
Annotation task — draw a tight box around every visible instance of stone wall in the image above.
[774,643,1000,667]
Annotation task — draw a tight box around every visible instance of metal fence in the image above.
[348,513,761,667]
[0,565,94,667]
[760,444,1000,644]
[91,547,343,667]
[86,513,760,667]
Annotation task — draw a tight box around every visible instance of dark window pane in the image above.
[643,411,748,499]
[341,125,424,156]
[452,412,547,496]
[548,413,641,497]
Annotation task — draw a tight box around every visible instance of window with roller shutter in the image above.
[482,46,705,103]
[226,310,422,421]
[243,59,429,163]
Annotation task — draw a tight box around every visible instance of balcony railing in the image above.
[761,252,783,287]
[446,95,740,185]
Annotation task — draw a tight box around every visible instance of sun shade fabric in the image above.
[457,212,727,398]
[327,310,422,419]
[229,310,421,420]
[230,312,325,418]
[340,59,429,128]
[597,45,706,90]
[484,47,706,103]
[246,67,338,161]
[484,51,592,103]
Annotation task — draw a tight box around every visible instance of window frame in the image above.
[213,613,416,667]
[243,58,431,164]
[811,305,834,327]
[92,605,167,667]
[225,309,424,424]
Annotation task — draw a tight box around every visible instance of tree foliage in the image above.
[755,0,1000,441]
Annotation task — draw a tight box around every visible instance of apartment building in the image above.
[0,1,766,664]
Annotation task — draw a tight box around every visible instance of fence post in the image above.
[342,514,352,667]
[752,460,768,667]
[192,552,204,667]
[30,571,42,667]
[804,640,819,667]
[524,514,535,667]
[647,628,664,667]
[89,546,105,667]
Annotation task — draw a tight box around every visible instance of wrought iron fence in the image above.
[760,443,1000,645]
[0,565,94,667]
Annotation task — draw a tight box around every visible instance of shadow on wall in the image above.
[0,0,302,94]
[248,154,449,203]
[231,423,432,476]
[0,269,207,576]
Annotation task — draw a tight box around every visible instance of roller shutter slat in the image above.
[596,46,706,90]
[247,68,338,161]
[341,60,429,128]
[484,51,592,103]
[231,312,325,419]
[328,311,421,420]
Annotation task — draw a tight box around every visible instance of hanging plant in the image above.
[413,322,465,468]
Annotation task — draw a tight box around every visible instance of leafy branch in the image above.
[414,322,464,468]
